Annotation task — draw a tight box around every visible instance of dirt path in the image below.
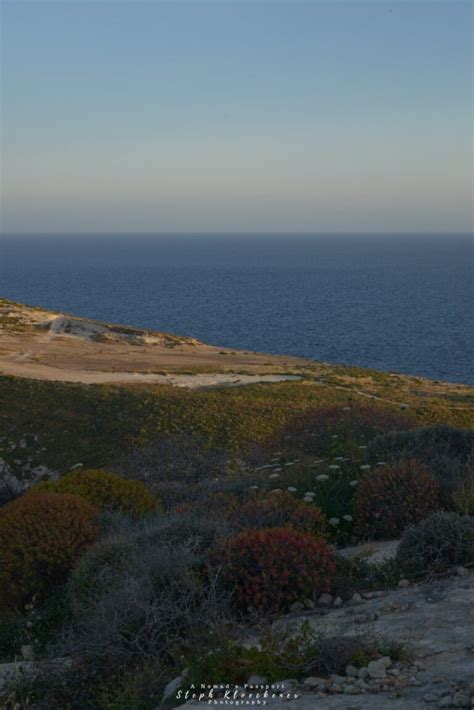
[0,356,301,388]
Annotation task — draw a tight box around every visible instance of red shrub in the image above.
[354,459,439,539]
[212,527,335,613]
[0,492,99,609]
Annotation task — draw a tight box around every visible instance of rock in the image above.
[317,593,333,606]
[345,665,358,677]
[423,692,440,702]
[303,676,325,689]
[247,674,268,685]
[452,692,471,707]
[162,675,183,701]
[358,667,369,680]
[367,659,387,679]
[380,656,392,668]
[456,567,469,577]
[438,697,455,708]
[362,590,384,599]
[20,644,35,661]
[303,597,315,610]
[289,601,305,613]
[333,596,343,607]
[277,679,296,691]
[349,592,363,604]
[398,579,410,588]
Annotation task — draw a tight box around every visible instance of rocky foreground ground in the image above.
[180,568,474,710]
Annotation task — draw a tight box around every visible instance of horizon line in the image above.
[1,231,473,238]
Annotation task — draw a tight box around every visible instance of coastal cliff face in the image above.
[0,297,311,382]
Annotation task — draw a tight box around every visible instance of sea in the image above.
[1,234,473,384]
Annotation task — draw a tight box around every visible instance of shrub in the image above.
[266,403,415,459]
[230,491,327,537]
[367,426,473,506]
[184,623,394,687]
[131,510,233,553]
[212,527,335,614]
[67,536,137,613]
[61,537,231,664]
[0,493,99,609]
[451,480,474,515]
[354,460,439,539]
[0,589,70,661]
[117,433,229,487]
[31,469,158,516]
[396,512,474,574]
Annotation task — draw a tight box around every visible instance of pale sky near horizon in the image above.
[1,0,473,234]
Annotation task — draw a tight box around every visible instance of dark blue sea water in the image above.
[1,234,473,384]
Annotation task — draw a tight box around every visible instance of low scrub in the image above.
[452,480,474,515]
[266,403,415,459]
[30,468,158,516]
[396,512,474,574]
[0,493,99,610]
[184,623,408,687]
[211,527,335,614]
[354,460,439,539]
[61,535,231,664]
[367,426,473,507]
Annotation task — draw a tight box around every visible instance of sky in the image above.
[0,0,472,234]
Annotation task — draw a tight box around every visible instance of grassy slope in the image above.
[1,366,472,475]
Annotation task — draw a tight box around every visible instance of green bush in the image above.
[31,468,159,516]
[0,589,70,662]
[396,512,474,574]
[452,480,474,515]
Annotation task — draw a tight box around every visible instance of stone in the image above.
[398,579,410,588]
[333,596,343,607]
[456,567,469,577]
[452,693,471,707]
[162,675,183,701]
[303,676,325,689]
[289,601,305,613]
[367,659,387,679]
[317,593,333,606]
[20,645,35,661]
[438,698,455,708]
[345,665,358,677]
[380,656,392,668]
[303,597,315,609]
[350,592,363,604]
[358,667,369,680]
[423,692,440,702]
[247,674,268,685]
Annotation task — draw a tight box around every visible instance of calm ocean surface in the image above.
[1,234,473,384]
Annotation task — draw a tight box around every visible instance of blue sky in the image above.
[1,0,472,233]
